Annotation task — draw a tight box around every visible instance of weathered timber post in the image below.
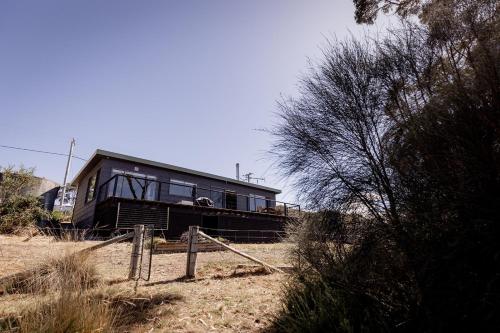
[129,224,145,280]
[186,225,199,278]
[197,230,284,273]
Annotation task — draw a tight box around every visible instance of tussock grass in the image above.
[1,252,181,332]
[11,290,115,333]
[5,289,182,332]
[2,252,99,295]
[268,277,356,333]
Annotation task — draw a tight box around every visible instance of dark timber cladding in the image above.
[71,149,298,240]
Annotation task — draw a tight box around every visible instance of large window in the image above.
[225,190,237,210]
[249,194,267,212]
[169,179,196,198]
[110,169,157,201]
[85,170,100,203]
[210,189,224,208]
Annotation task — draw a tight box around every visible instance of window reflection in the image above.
[109,169,157,201]
[169,179,196,198]
[211,190,223,208]
[249,194,267,212]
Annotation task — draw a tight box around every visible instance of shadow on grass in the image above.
[147,267,276,286]
[143,276,200,287]
[102,291,184,327]
[105,278,129,286]
[212,266,271,280]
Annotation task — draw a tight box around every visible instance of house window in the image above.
[110,169,157,201]
[85,170,100,203]
[225,190,237,210]
[169,179,196,198]
[249,194,267,212]
[210,189,224,208]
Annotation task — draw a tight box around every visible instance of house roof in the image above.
[71,149,281,194]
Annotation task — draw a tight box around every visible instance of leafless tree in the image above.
[272,1,500,331]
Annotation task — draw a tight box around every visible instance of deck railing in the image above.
[97,174,300,217]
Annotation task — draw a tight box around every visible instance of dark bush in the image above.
[271,1,500,331]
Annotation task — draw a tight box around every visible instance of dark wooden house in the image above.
[70,150,299,240]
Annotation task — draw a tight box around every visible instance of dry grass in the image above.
[11,290,114,333]
[0,253,112,332]
[0,235,292,332]
[2,286,182,332]
[2,252,99,295]
[0,249,181,332]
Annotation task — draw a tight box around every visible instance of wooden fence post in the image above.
[197,230,284,273]
[186,225,199,278]
[129,224,145,280]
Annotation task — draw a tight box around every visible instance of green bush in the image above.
[273,276,390,333]
[273,277,350,333]
[272,214,414,332]
[51,210,72,223]
[0,195,49,234]
[0,166,50,235]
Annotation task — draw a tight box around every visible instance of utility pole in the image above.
[60,138,75,209]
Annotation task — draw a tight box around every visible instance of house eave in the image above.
[71,149,282,194]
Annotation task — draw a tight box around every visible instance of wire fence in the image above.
[188,227,294,276]
[0,226,296,284]
[0,231,133,281]
[139,225,154,281]
[196,226,289,243]
[34,225,294,243]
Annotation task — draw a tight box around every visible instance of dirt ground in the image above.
[0,235,293,332]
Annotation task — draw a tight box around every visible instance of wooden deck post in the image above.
[129,224,145,280]
[186,225,199,278]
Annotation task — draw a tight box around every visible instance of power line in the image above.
[0,144,87,161]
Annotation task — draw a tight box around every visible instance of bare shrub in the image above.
[272,0,500,330]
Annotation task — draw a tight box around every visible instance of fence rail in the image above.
[1,225,294,288]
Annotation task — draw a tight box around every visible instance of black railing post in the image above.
[113,175,118,197]
[97,184,102,202]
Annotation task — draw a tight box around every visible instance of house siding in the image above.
[73,157,280,228]
[92,198,287,241]
[72,160,106,228]
[100,158,276,200]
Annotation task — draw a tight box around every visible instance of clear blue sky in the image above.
[0,0,390,203]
